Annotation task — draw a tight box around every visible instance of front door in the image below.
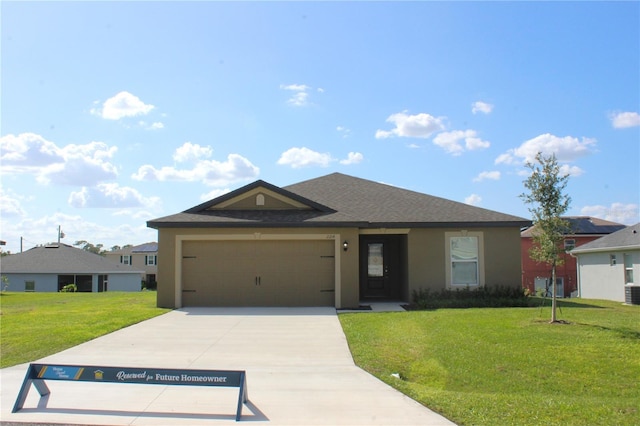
[359,236,403,300]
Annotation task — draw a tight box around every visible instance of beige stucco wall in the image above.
[156,225,522,309]
[405,226,522,299]
[482,226,524,288]
[156,227,360,309]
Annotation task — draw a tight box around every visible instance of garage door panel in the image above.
[181,240,334,307]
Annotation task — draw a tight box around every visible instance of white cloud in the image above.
[200,188,232,202]
[580,203,639,225]
[277,147,332,168]
[92,91,155,120]
[375,111,445,139]
[472,101,494,115]
[133,143,259,186]
[0,133,118,186]
[610,111,640,129]
[337,126,352,138]
[465,194,482,206]
[69,183,161,209]
[280,84,310,92]
[0,188,26,217]
[339,152,364,165]
[0,133,64,171]
[559,164,585,177]
[39,142,118,186]
[280,84,316,107]
[173,142,213,163]
[433,129,490,156]
[473,171,501,182]
[0,210,160,254]
[496,133,596,165]
[139,121,165,130]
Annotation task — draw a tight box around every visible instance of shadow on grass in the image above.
[573,322,640,339]
[531,297,609,309]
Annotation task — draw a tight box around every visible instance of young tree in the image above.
[73,240,106,255]
[520,152,571,323]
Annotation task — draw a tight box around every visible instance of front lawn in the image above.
[339,298,640,426]
[0,291,170,368]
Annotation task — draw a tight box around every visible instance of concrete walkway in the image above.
[0,307,455,425]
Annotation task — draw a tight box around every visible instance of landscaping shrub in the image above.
[410,285,531,309]
[142,280,157,290]
[59,283,77,292]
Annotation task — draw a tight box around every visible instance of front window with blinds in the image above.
[450,236,479,286]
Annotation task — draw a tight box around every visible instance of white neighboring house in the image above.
[571,223,640,303]
[1,243,144,292]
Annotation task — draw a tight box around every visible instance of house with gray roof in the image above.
[148,173,531,309]
[571,223,640,303]
[1,243,144,292]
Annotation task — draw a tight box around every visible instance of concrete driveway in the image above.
[0,307,455,425]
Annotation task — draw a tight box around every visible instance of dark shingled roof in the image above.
[571,223,640,254]
[148,173,530,229]
[521,216,626,237]
[108,242,158,255]
[1,243,144,274]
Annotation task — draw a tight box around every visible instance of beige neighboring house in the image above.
[105,242,158,287]
[147,173,531,309]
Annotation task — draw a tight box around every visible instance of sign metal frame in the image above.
[12,363,249,421]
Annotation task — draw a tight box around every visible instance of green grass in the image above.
[0,291,170,368]
[339,298,640,426]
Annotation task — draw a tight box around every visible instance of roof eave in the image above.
[571,245,640,255]
[148,220,531,229]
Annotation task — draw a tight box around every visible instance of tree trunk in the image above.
[551,263,558,323]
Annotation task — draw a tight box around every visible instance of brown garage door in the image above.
[181,240,335,307]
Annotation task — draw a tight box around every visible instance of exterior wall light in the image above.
[343,240,349,251]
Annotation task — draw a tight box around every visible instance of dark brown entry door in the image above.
[360,236,402,300]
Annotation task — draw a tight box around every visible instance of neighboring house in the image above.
[571,223,640,304]
[1,243,144,292]
[521,217,625,298]
[105,242,158,286]
[147,173,530,309]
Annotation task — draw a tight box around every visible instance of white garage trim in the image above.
[174,233,341,308]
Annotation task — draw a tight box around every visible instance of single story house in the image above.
[105,242,158,286]
[147,173,531,309]
[521,217,625,297]
[1,243,144,292]
[571,222,640,303]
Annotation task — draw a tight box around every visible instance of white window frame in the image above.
[145,255,157,266]
[120,255,131,265]
[624,253,634,284]
[564,239,576,251]
[445,231,485,288]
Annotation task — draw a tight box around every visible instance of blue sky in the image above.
[1,1,639,253]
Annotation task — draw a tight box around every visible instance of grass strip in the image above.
[0,291,170,368]
[339,298,640,426]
